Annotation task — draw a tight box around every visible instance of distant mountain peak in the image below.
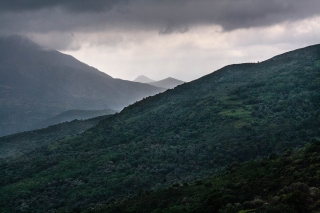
[134,75,155,83]
[148,77,184,89]
[133,75,184,89]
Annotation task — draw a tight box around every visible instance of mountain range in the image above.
[134,75,184,89]
[0,43,319,212]
[0,36,165,136]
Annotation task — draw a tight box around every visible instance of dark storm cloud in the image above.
[133,0,320,32]
[0,0,127,12]
[0,0,319,35]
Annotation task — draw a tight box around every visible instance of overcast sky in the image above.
[1,0,319,81]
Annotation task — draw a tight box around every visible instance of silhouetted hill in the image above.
[133,75,155,83]
[34,109,117,129]
[0,36,165,136]
[148,77,184,89]
[0,44,319,212]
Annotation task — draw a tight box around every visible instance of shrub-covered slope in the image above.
[90,139,320,213]
[0,44,319,212]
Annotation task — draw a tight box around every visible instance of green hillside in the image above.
[0,115,111,159]
[89,139,320,213]
[0,44,319,212]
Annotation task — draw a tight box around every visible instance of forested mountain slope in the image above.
[0,36,164,136]
[0,44,319,212]
[90,139,320,213]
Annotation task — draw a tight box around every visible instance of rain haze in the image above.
[1,0,319,81]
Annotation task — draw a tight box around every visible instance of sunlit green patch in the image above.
[219,108,251,118]
[238,210,257,213]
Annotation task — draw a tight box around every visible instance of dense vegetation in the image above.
[0,44,319,212]
[0,115,111,158]
[88,138,320,213]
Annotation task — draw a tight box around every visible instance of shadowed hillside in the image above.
[0,36,165,136]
